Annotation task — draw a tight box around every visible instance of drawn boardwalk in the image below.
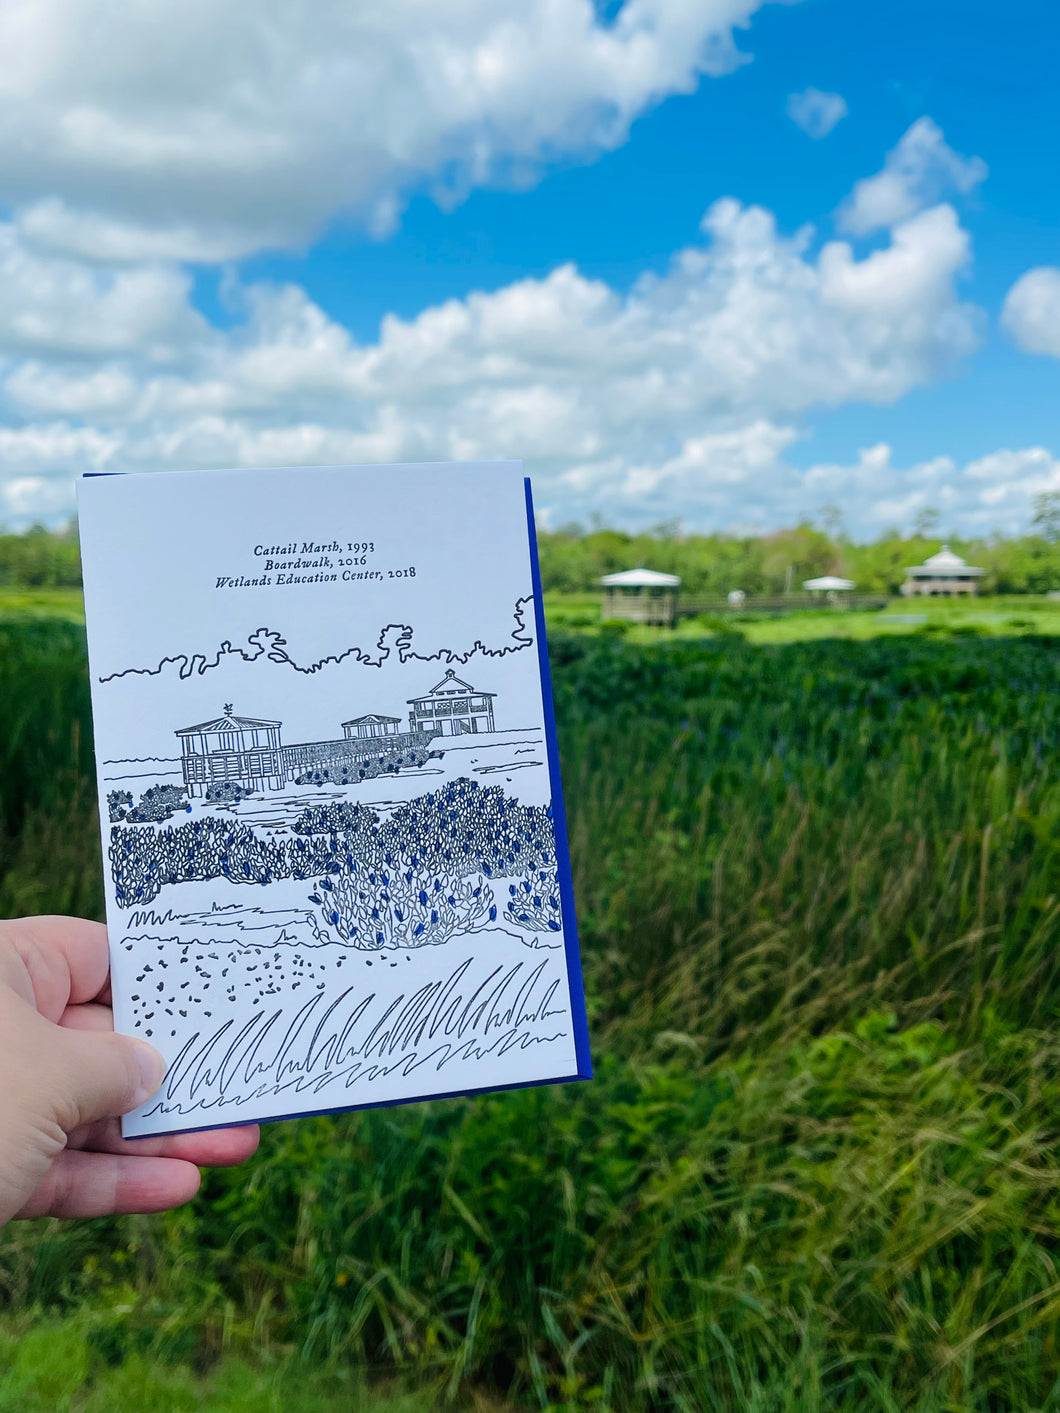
[177,706,440,796]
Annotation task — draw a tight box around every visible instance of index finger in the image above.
[0,916,111,1021]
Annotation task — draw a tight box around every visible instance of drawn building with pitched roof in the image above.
[342,713,402,740]
[176,700,446,796]
[176,705,285,793]
[407,669,496,736]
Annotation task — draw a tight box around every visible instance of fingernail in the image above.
[132,1041,166,1105]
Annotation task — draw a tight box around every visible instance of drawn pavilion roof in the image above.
[175,706,281,736]
[409,668,495,702]
[341,713,402,726]
[903,545,984,578]
[600,567,681,587]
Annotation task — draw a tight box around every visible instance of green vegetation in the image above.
[546,590,1060,648]
[8,607,1060,1406]
[0,523,82,589]
[538,521,1060,596]
[0,586,84,622]
[0,1314,462,1412]
[9,516,1060,601]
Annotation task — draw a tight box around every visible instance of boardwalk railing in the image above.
[675,594,890,618]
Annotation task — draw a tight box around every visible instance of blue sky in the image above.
[0,0,1056,536]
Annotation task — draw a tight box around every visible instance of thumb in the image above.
[51,1028,166,1130]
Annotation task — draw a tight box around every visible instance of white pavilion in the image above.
[901,546,985,597]
[803,575,855,595]
[600,568,681,626]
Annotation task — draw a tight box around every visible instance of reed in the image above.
[5,623,1060,1409]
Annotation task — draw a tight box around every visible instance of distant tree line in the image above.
[539,496,1060,597]
[7,500,1060,596]
[0,523,82,587]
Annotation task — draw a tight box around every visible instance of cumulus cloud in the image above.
[838,118,986,236]
[1001,267,1060,357]
[0,151,987,528]
[786,88,847,139]
[802,443,1060,538]
[0,0,777,261]
[0,225,208,358]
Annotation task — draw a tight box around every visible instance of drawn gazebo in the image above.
[342,713,402,740]
[176,704,283,796]
[901,546,985,598]
[600,568,681,626]
[407,669,496,736]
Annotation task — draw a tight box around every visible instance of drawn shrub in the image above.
[311,860,495,950]
[292,800,380,836]
[110,818,291,905]
[109,778,556,915]
[124,784,191,824]
[288,831,346,880]
[504,867,563,933]
[204,781,256,804]
[293,745,437,788]
[107,789,133,823]
[218,827,288,887]
[293,779,556,885]
[366,777,555,881]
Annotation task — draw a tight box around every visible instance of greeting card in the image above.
[77,461,590,1137]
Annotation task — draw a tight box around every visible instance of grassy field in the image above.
[11,582,1060,642]
[0,1317,463,1413]
[545,589,1060,645]
[0,587,85,622]
[5,609,1060,1408]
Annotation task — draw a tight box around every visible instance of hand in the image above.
[0,915,259,1225]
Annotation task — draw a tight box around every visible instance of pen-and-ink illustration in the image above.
[81,463,584,1137]
[101,641,573,1131]
[99,598,535,682]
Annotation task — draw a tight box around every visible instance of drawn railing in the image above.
[279,729,439,774]
[181,728,441,794]
[182,749,280,789]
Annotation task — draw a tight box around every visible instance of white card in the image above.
[77,462,590,1137]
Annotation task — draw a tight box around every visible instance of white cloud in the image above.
[786,88,847,139]
[0,0,778,261]
[0,474,82,521]
[1001,267,1060,358]
[0,6,1017,536]
[0,156,986,528]
[0,226,208,357]
[15,200,244,265]
[556,436,1060,537]
[838,118,987,236]
[801,443,1060,537]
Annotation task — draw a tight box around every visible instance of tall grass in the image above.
[5,624,1060,1408]
[0,621,102,919]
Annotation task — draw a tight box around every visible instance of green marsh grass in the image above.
[5,623,1060,1408]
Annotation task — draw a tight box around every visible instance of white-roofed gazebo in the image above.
[803,575,856,593]
[600,568,681,626]
[901,546,985,597]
